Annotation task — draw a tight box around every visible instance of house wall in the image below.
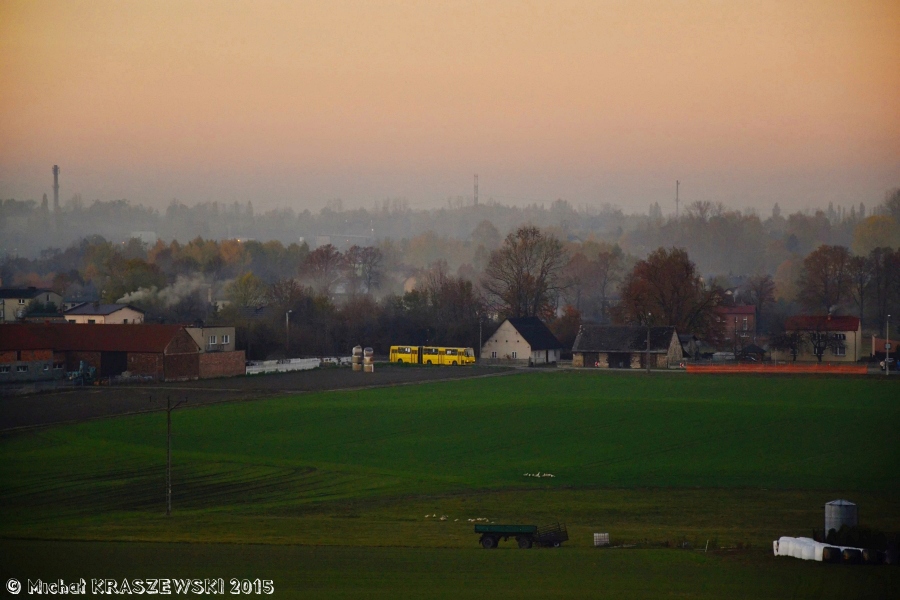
[530,348,560,365]
[481,321,533,361]
[163,353,200,381]
[128,353,165,380]
[66,307,144,324]
[199,350,246,378]
[186,327,237,353]
[0,359,61,382]
[1,291,63,322]
[792,326,862,363]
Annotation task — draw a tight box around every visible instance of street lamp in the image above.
[646,312,652,374]
[285,310,292,355]
[887,314,891,377]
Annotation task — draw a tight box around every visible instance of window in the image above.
[0,366,10,373]
[835,333,846,340]
[123,319,128,324]
[742,318,748,331]
[43,364,50,371]
[834,346,846,357]
[87,319,96,324]
[209,335,217,345]
[511,351,518,359]
[67,320,75,324]
[18,298,26,305]
[491,351,497,358]
[223,334,230,344]
[17,365,28,372]
[53,362,64,370]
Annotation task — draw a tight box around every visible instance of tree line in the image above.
[2,191,898,359]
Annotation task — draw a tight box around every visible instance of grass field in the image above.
[2,371,899,597]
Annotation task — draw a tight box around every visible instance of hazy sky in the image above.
[1,0,898,213]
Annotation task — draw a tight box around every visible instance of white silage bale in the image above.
[773,540,779,556]
[813,541,825,562]
[778,537,794,557]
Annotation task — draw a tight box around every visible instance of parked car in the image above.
[879,358,897,371]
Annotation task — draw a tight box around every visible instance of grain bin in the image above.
[825,499,858,536]
[352,346,363,372]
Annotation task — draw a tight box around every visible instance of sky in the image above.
[1,0,898,214]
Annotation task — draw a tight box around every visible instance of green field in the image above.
[2,371,899,597]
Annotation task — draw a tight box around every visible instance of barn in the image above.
[480,317,563,365]
[0,323,206,382]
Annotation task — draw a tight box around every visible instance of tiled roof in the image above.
[784,315,860,332]
[714,305,756,315]
[0,323,196,353]
[506,317,563,350]
[64,303,144,316]
[0,287,55,299]
[573,325,677,353]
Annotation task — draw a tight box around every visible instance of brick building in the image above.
[0,323,245,382]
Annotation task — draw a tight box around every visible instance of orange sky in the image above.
[1,0,898,211]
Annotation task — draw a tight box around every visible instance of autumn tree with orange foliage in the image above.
[613,247,722,337]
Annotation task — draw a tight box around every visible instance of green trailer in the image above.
[474,523,568,549]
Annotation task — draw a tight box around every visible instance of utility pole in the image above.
[166,396,187,516]
[285,310,292,355]
[887,314,891,377]
[474,174,479,207]
[646,313,652,374]
[478,319,483,363]
[675,180,680,218]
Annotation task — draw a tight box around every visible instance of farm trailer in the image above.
[475,523,568,549]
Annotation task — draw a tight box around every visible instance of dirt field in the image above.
[0,365,515,432]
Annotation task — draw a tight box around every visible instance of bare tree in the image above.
[344,245,383,294]
[745,274,776,326]
[847,255,872,324]
[301,244,344,295]
[798,245,852,313]
[482,226,567,319]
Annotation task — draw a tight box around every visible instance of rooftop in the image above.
[573,325,677,353]
[64,303,144,316]
[505,317,563,350]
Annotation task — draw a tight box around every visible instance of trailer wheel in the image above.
[517,536,533,549]
[480,536,497,549]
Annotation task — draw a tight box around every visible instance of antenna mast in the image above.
[675,180,680,218]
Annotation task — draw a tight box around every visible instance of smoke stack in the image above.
[52,165,60,213]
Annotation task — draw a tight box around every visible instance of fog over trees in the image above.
[2,189,898,359]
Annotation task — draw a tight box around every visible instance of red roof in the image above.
[715,305,756,315]
[0,323,198,353]
[784,315,861,332]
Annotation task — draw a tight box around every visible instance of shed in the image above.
[572,325,682,369]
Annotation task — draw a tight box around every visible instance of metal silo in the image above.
[824,499,857,535]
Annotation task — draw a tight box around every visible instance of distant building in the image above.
[713,305,756,350]
[185,326,236,353]
[0,287,63,323]
[64,303,145,324]
[572,325,683,369]
[480,317,562,365]
[0,323,245,383]
[783,315,861,363]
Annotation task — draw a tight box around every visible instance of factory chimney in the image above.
[52,165,60,213]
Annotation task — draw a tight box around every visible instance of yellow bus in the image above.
[389,345,476,365]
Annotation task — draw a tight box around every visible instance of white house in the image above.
[480,317,562,365]
[64,303,145,324]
